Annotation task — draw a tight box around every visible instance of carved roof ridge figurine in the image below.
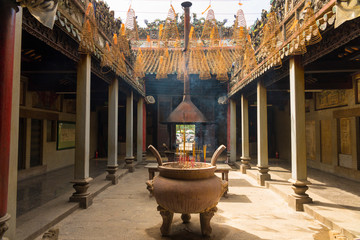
[18,0,58,29]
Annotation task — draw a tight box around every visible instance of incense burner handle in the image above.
[210,145,226,166]
[148,145,163,166]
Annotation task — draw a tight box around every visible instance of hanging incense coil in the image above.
[199,55,211,80]
[241,41,257,78]
[160,6,180,47]
[119,24,131,57]
[214,49,228,81]
[156,49,171,79]
[100,41,114,68]
[113,51,127,77]
[188,42,207,75]
[233,9,247,45]
[205,48,217,75]
[125,8,139,42]
[79,3,98,54]
[189,26,197,48]
[111,34,122,63]
[134,49,145,79]
[201,9,220,47]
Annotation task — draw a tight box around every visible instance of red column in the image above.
[0,0,17,218]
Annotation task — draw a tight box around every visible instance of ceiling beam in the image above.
[22,70,76,74]
[305,69,360,74]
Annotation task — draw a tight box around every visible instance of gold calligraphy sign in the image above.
[315,90,347,110]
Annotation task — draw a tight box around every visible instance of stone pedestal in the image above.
[0,214,10,240]
[124,156,135,172]
[69,177,93,209]
[240,156,251,174]
[257,166,270,186]
[142,151,147,161]
[288,179,312,211]
[106,165,118,184]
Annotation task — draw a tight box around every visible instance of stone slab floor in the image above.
[37,164,332,240]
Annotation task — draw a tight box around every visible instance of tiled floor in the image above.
[265,160,360,211]
[17,158,110,217]
[36,166,332,240]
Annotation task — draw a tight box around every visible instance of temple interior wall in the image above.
[274,76,360,182]
[274,102,291,161]
[17,76,100,180]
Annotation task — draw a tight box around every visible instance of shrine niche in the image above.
[315,90,348,110]
[306,121,316,161]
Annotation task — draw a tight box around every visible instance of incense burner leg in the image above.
[157,206,173,236]
[200,207,217,237]
[181,213,191,223]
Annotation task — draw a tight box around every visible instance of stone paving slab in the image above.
[17,168,129,240]
[36,165,332,240]
[244,163,360,240]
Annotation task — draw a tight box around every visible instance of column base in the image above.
[106,165,118,184]
[240,156,251,174]
[69,177,93,209]
[0,213,10,240]
[142,151,147,161]
[257,166,270,186]
[124,156,135,172]
[226,151,230,163]
[288,179,312,211]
